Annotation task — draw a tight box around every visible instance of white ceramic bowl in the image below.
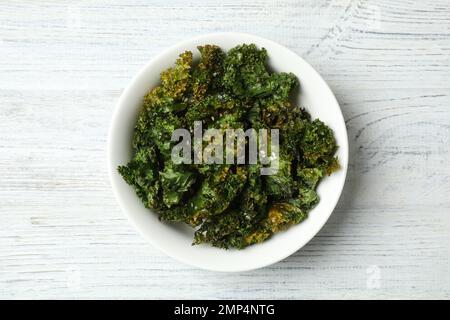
[108,33,348,272]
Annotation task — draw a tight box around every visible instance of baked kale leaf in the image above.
[118,44,339,249]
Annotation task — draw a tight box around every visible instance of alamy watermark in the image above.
[171,121,279,175]
[366,265,381,289]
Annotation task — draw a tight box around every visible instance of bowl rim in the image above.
[107,32,348,272]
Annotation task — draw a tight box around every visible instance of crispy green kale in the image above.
[118,44,339,249]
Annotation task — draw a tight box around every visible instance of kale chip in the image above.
[118,44,339,249]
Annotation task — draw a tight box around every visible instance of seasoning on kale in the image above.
[118,43,340,249]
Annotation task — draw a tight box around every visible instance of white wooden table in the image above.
[1,0,449,299]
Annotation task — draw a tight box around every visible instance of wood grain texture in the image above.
[0,0,449,299]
